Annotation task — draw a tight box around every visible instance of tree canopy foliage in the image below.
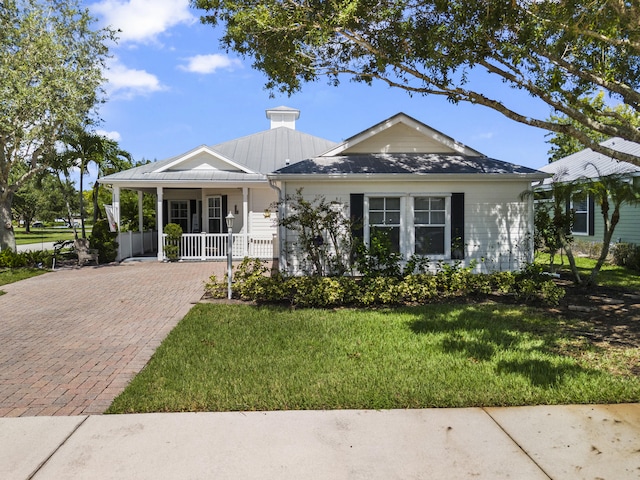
[194,0,640,164]
[58,128,131,239]
[546,92,640,162]
[0,0,114,250]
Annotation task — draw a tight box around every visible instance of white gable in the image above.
[154,146,254,174]
[323,113,483,157]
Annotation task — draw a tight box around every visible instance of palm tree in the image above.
[59,127,131,239]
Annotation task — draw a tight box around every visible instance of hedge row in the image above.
[0,249,53,269]
[206,259,565,308]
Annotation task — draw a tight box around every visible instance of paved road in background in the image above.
[16,241,57,252]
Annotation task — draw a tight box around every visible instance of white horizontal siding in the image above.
[281,179,534,273]
[343,123,457,154]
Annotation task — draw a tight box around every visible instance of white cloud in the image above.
[91,0,195,44]
[95,129,122,142]
[472,132,495,141]
[179,54,243,74]
[104,58,165,99]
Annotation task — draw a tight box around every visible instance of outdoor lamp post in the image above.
[225,212,234,300]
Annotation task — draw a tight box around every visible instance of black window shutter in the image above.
[162,200,168,228]
[350,194,364,242]
[588,194,595,236]
[221,195,228,233]
[451,193,465,259]
[189,200,197,232]
[350,194,364,263]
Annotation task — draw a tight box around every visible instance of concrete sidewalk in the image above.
[1,405,639,480]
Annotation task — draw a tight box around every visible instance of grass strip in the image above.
[0,268,48,290]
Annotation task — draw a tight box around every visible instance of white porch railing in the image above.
[162,233,274,260]
[117,230,157,261]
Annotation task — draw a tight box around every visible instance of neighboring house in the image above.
[535,137,640,245]
[101,108,546,272]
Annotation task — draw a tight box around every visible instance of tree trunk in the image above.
[92,180,100,224]
[587,205,621,287]
[562,240,583,286]
[0,192,17,252]
[79,166,86,239]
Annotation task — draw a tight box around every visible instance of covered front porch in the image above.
[110,183,279,262]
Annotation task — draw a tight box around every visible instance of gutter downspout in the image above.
[268,178,285,272]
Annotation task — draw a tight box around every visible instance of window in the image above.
[362,194,455,260]
[414,197,446,255]
[207,196,222,233]
[368,197,401,253]
[169,201,189,232]
[572,196,589,235]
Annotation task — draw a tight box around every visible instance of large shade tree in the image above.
[12,169,76,231]
[193,0,640,164]
[0,0,114,251]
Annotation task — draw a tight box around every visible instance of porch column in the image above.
[138,191,144,233]
[201,190,207,234]
[113,185,121,230]
[243,187,249,256]
[157,186,163,261]
[113,185,121,261]
[527,185,535,264]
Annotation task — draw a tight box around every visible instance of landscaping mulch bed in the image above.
[548,280,640,349]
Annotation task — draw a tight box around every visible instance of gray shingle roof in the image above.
[538,137,640,185]
[271,153,544,176]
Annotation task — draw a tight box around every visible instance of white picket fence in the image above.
[117,230,156,261]
[163,233,274,260]
[116,231,274,261]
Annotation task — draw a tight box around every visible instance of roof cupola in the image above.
[266,106,300,130]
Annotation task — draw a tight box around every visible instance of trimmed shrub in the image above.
[163,223,182,261]
[0,248,52,269]
[612,243,640,271]
[89,220,118,264]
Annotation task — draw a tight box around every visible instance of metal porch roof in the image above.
[538,137,640,186]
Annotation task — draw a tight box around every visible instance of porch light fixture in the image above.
[226,212,234,300]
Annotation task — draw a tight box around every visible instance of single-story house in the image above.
[100,107,546,273]
[100,106,336,262]
[534,137,640,245]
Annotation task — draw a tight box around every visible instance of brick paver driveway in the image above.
[0,261,222,417]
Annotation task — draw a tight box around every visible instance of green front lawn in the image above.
[14,227,77,246]
[0,268,48,295]
[536,253,640,290]
[107,303,640,413]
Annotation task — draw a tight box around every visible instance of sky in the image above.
[86,0,555,174]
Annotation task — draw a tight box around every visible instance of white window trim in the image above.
[363,196,404,255]
[571,196,590,236]
[364,194,452,260]
[408,195,451,260]
[206,195,223,234]
[169,200,190,231]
